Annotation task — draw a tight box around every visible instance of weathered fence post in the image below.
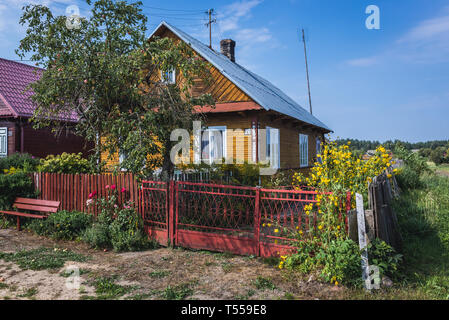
[356,193,370,290]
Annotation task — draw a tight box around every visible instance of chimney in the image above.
[220,39,236,62]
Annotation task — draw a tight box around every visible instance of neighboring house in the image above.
[0,58,91,158]
[101,21,332,171]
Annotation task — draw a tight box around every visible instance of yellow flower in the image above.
[274,229,279,233]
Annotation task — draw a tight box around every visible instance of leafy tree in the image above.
[430,148,445,165]
[16,0,214,179]
[103,37,214,180]
[16,0,149,172]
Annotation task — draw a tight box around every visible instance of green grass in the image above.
[235,289,256,300]
[253,276,276,290]
[149,270,170,278]
[0,283,8,289]
[161,283,195,300]
[92,276,137,300]
[17,288,38,299]
[388,174,449,299]
[0,247,87,270]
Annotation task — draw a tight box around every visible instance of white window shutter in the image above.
[269,128,280,169]
[0,127,7,158]
[300,134,309,167]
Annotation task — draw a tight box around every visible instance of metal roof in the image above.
[149,21,331,132]
[0,58,77,121]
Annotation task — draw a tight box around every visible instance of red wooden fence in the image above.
[32,173,351,258]
[32,172,139,215]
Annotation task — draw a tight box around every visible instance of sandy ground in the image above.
[0,228,343,300]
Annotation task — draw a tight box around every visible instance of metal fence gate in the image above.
[139,180,351,257]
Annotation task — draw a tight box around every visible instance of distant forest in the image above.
[335,139,449,152]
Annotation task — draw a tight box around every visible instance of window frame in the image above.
[201,126,227,164]
[161,68,176,84]
[266,126,280,169]
[299,133,309,168]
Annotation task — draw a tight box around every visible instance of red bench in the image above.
[0,198,60,230]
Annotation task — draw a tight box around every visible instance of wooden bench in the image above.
[0,198,60,230]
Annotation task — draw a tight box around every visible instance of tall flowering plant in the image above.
[279,140,399,285]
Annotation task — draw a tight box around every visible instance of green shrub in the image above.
[0,153,40,173]
[83,210,114,249]
[83,187,151,252]
[28,210,92,240]
[319,239,362,286]
[38,152,93,174]
[0,172,36,210]
[367,239,403,279]
[109,207,149,252]
[284,238,402,287]
[396,165,423,190]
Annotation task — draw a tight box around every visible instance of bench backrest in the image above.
[13,198,60,214]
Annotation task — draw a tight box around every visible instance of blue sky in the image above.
[1,0,448,142]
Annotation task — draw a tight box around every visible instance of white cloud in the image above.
[347,6,449,66]
[234,27,272,43]
[218,0,263,32]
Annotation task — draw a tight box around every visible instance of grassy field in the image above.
[342,173,449,299]
[427,162,449,175]
[386,174,449,299]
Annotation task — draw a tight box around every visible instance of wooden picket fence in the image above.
[32,172,140,216]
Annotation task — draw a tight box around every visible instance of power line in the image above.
[140,5,207,13]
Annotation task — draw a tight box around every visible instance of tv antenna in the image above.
[302,28,313,115]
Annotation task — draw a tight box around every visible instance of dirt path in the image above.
[0,228,343,300]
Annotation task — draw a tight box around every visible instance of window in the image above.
[316,137,322,164]
[299,134,309,168]
[0,127,7,158]
[266,127,280,169]
[118,149,127,171]
[201,126,226,164]
[161,68,176,84]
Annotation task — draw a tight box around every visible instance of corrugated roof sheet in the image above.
[150,21,331,132]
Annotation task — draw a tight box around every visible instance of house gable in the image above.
[148,27,253,104]
[149,21,331,133]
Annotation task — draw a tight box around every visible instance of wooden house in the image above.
[102,21,332,172]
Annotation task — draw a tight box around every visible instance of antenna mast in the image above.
[206,9,216,49]
[302,29,313,115]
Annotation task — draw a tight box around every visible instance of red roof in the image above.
[0,58,77,121]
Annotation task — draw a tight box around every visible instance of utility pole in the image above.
[302,29,313,115]
[206,9,216,49]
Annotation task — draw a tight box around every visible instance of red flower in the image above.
[106,185,110,189]
[111,184,116,190]
[88,193,93,199]
[121,187,126,193]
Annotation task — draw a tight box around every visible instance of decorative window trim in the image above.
[266,126,280,169]
[299,134,309,168]
[201,126,227,164]
[0,127,7,158]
